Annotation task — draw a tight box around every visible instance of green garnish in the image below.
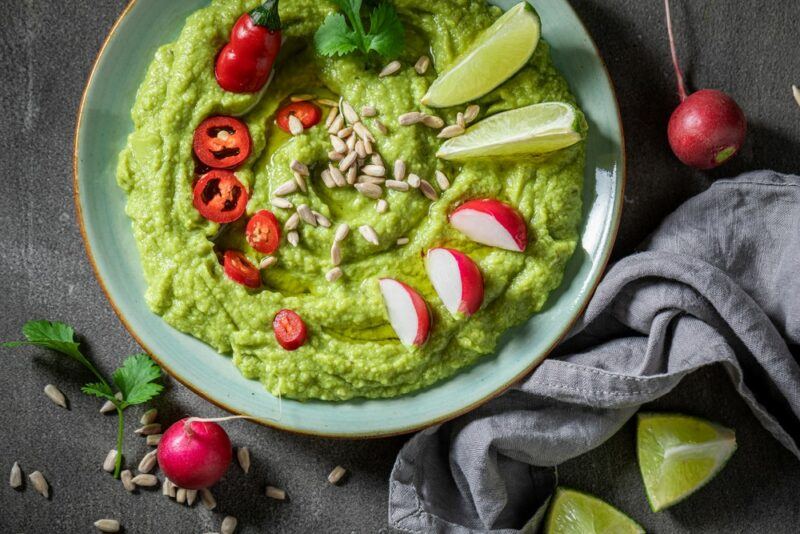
[315,0,405,60]
[2,321,163,478]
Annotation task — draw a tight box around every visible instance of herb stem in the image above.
[114,405,125,478]
[664,0,688,102]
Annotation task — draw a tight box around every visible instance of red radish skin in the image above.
[664,0,746,169]
[426,248,484,317]
[157,418,232,489]
[449,199,528,252]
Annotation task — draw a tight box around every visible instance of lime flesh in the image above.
[545,488,645,534]
[436,102,587,160]
[637,413,737,512]
[422,2,541,108]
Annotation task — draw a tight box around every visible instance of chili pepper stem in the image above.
[664,0,688,102]
[250,0,281,31]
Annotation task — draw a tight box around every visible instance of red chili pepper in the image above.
[215,0,282,93]
[273,309,307,351]
[223,250,262,289]
[275,102,322,134]
[192,170,249,224]
[193,116,252,169]
[246,210,281,255]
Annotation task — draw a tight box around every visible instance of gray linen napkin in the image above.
[388,170,800,533]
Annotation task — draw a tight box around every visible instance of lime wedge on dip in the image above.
[545,488,645,534]
[637,413,737,512]
[421,2,541,108]
[436,102,587,160]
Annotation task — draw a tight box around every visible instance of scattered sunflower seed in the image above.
[94,519,121,533]
[339,151,358,172]
[361,164,386,177]
[287,231,300,247]
[328,150,344,162]
[422,115,445,129]
[361,106,378,117]
[135,423,162,436]
[359,225,380,245]
[324,106,339,129]
[415,55,431,75]
[346,166,358,185]
[187,489,198,506]
[265,486,287,500]
[325,267,343,283]
[464,104,480,123]
[355,183,383,199]
[164,477,177,498]
[140,408,158,425]
[314,211,332,228]
[347,134,358,152]
[290,160,309,177]
[290,94,315,102]
[328,466,347,485]
[317,98,339,107]
[131,474,158,487]
[397,237,410,246]
[320,169,335,188]
[288,115,304,136]
[100,392,123,414]
[334,223,350,242]
[341,100,360,123]
[386,180,410,192]
[456,112,466,130]
[438,124,465,139]
[355,140,367,159]
[398,112,425,126]
[330,135,348,154]
[237,447,251,474]
[358,175,385,185]
[293,171,308,193]
[375,120,389,135]
[9,462,22,489]
[44,384,67,409]
[285,212,301,232]
[338,126,354,139]
[138,450,158,474]
[370,154,384,166]
[329,165,347,187]
[328,114,344,134]
[102,449,118,473]
[146,434,162,446]
[407,174,421,188]
[353,122,375,142]
[29,471,49,498]
[794,85,800,107]
[393,160,407,181]
[379,60,402,77]
[364,137,374,155]
[201,488,217,510]
[176,487,187,504]
[331,243,342,266]
[297,204,317,226]
[122,470,136,492]
[221,516,238,534]
[271,197,294,210]
[273,180,298,197]
[376,199,389,213]
[435,170,450,190]
[419,180,439,201]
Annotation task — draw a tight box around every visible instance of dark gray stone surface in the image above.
[1,0,798,532]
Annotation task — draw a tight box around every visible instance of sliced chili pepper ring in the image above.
[246,210,282,255]
[273,309,308,351]
[223,250,262,289]
[275,102,322,134]
[192,170,249,224]
[193,116,252,169]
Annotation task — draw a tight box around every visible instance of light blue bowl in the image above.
[74,0,624,437]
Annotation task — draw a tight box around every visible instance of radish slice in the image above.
[379,279,431,347]
[426,248,484,317]
[449,199,528,252]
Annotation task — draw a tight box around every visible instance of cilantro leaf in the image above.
[366,2,404,59]
[315,13,360,57]
[112,354,163,406]
[82,381,116,401]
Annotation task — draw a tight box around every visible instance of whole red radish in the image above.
[157,418,232,489]
[664,0,746,169]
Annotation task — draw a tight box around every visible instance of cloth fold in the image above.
[389,171,800,533]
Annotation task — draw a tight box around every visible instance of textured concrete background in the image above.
[1,0,799,532]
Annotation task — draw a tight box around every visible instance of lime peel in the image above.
[544,487,645,534]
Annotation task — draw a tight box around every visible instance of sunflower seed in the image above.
[331,243,342,266]
[407,173,421,188]
[187,489,198,506]
[355,183,383,199]
[138,450,158,474]
[438,125,465,139]
[324,106,339,129]
[339,151,358,172]
[386,180,410,192]
[271,197,293,210]
[341,100,360,123]
[320,169,335,188]
[328,150,344,162]
[379,60,402,77]
[399,112,424,126]
[291,94,315,102]
[293,171,308,193]
[9,462,22,488]
[414,55,431,75]
[100,392,122,414]
[314,211,332,228]
[393,160,406,181]
[359,225,380,245]
[221,516,238,534]
[346,133,358,152]
[135,423,162,436]
[273,180,298,197]
[355,140,367,159]
[376,199,389,213]
[422,115,445,129]
[361,106,378,117]
[288,115,304,136]
[397,237,410,246]
[297,204,317,226]
[327,114,344,134]
[435,170,450,190]
[370,154,384,166]
[287,231,300,247]
[364,137,374,155]
[103,449,118,473]
[375,120,389,135]
[44,384,67,409]
[146,434,162,446]
[794,85,800,107]
[353,122,375,142]
[290,159,309,176]
[166,477,178,498]
[334,224,350,242]
[176,487,187,503]
[419,180,439,201]
[337,126,354,139]
[346,166,357,185]
[284,212,301,232]
[358,175,385,185]
[94,519,121,533]
[330,135,348,154]
[121,469,136,492]
[361,165,385,177]
[259,256,276,270]
[464,104,480,123]
[317,98,339,107]
[139,408,158,425]
[266,486,286,500]
[326,267,343,283]
[456,112,466,129]
[329,164,347,187]
[131,474,158,487]
[201,488,217,510]
[29,471,48,497]
[328,466,347,485]
[236,447,251,474]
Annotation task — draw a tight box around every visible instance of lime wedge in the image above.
[436,102,587,160]
[637,413,737,512]
[421,2,541,108]
[545,488,645,534]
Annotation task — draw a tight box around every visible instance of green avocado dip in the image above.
[117,0,585,401]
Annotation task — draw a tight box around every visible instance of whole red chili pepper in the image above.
[215,0,282,94]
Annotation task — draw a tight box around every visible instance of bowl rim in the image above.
[73,0,626,439]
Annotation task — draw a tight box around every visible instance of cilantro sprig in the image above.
[315,0,405,60]
[2,321,163,478]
